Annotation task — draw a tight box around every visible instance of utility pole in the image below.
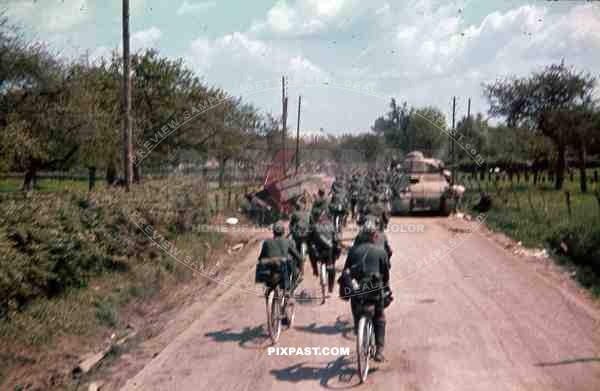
[282,76,288,147]
[451,96,456,184]
[467,97,471,121]
[295,95,302,174]
[122,0,132,191]
[281,75,288,174]
[467,97,471,141]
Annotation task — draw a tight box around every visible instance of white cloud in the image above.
[45,0,90,32]
[131,27,162,52]
[176,0,217,16]
[4,0,36,20]
[130,0,147,15]
[89,46,113,63]
[5,0,90,33]
[182,1,600,133]
[307,0,346,18]
[250,0,362,37]
[265,2,295,33]
[187,32,326,79]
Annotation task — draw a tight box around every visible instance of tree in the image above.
[455,112,487,162]
[484,62,596,190]
[0,37,87,191]
[547,106,599,192]
[372,98,411,151]
[67,58,121,190]
[371,99,449,156]
[407,106,448,156]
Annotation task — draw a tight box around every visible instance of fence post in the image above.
[565,191,572,218]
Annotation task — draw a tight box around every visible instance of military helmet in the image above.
[361,218,378,236]
[272,222,285,236]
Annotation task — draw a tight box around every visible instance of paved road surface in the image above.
[121,217,600,391]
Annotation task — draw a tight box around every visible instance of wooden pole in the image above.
[281,75,288,175]
[122,0,132,191]
[451,96,456,184]
[467,97,471,140]
[467,97,471,121]
[282,76,287,149]
[295,95,302,175]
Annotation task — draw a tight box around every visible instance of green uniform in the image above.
[363,202,390,229]
[343,242,390,350]
[290,210,311,239]
[329,196,345,216]
[308,219,340,275]
[311,196,329,223]
[258,237,302,285]
[353,230,393,263]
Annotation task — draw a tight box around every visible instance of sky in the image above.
[3,0,600,135]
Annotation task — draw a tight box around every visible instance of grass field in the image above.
[461,171,600,294]
[0,178,99,193]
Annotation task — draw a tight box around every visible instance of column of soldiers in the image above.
[260,166,397,362]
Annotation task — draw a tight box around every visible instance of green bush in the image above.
[0,178,221,315]
[0,196,127,311]
[94,298,119,328]
[547,223,600,288]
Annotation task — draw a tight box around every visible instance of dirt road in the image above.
[120,217,600,391]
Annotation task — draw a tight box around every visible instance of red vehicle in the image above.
[246,149,304,221]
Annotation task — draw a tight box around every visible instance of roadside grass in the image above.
[0,178,99,193]
[0,177,253,194]
[462,172,600,294]
[0,177,236,389]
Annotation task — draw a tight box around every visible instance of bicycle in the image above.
[289,232,308,281]
[265,259,296,344]
[356,299,377,383]
[331,203,345,233]
[333,213,343,233]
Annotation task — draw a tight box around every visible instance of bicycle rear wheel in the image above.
[284,272,296,328]
[267,289,282,344]
[300,242,307,262]
[356,316,372,383]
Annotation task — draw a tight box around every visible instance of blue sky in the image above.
[3,0,600,134]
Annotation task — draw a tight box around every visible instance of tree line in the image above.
[0,17,286,192]
[2,14,599,194]
[367,62,600,192]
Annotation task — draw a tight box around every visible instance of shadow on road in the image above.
[204,325,271,349]
[535,357,600,367]
[270,355,369,389]
[294,317,353,336]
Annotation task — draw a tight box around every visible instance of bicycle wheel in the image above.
[319,262,327,304]
[356,316,372,383]
[284,296,296,327]
[284,271,296,328]
[267,288,282,344]
[301,242,307,262]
